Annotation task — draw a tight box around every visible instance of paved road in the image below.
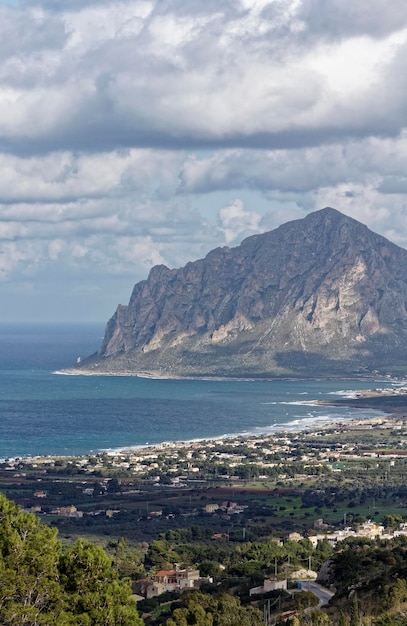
[297,581,335,607]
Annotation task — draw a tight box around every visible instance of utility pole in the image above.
[264,599,271,626]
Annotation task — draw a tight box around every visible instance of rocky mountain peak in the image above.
[77,208,407,378]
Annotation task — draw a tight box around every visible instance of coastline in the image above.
[58,367,406,384]
[8,412,401,465]
[9,371,407,460]
[56,368,172,379]
[314,388,407,417]
[85,386,407,457]
[99,382,407,456]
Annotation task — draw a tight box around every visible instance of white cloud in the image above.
[218,199,261,243]
[297,0,407,39]
[0,149,181,204]
[0,0,405,153]
[48,238,65,260]
[180,133,407,199]
[113,235,166,270]
[0,240,43,279]
[1,0,407,320]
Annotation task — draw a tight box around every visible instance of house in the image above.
[205,503,219,513]
[287,532,303,542]
[211,533,229,540]
[34,491,47,498]
[146,567,202,598]
[53,505,84,518]
[250,578,287,596]
[313,518,329,530]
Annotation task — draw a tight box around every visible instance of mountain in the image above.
[76,208,407,378]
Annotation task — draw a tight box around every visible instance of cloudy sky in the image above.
[1,0,407,322]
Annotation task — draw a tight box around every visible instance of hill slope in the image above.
[76,208,407,378]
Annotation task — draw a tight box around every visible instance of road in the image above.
[297,581,335,607]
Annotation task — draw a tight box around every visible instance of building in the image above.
[250,578,288,596]
[52,505,84,518]
[205,503,219,513]
[146,567,202,598]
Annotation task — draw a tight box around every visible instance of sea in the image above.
[0,323,400,459]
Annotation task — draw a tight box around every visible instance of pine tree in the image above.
[0,494,143,625]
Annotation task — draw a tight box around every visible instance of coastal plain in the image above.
[3,384,407,624]
[3,386,407,545]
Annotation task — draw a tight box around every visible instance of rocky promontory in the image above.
[74,208,407,378]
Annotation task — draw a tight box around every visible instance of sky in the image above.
[1,0,407,322]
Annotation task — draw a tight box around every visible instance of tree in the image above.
[165,591,263,626]
[199,560,221,577]
[0,493,64,625]
[314,538,334,566]
[111,537,144,579]
[382,514,403,530]
[167,600,213,626]
[215,594,263,626]
[349,594,360,626]
[144,538,178,570]
[0,493,143,625]
[384,578,407,611]
[375,615,407,626]
[59,539,142,625]
[309,611,333,626]
[107,477,121,493]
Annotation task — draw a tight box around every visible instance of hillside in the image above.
[75,208,407,378]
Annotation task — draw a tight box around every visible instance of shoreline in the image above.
[7,376,407,462]
[7,407,397,464]
[57,368,405,384]
[109,408,404,457]
[314,389,407,417]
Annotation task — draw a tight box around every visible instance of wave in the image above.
[261,400,318,406]
[53,370,98,376]
[270,415,334,431]
[327,390,359,399]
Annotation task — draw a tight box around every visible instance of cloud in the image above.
[1,0,407,321]
[0,1,405,155]
[0,149,182,204]
[218,199,261,243]
[179,135,407,196]
[0,240,43,279]
[297,0,407,40]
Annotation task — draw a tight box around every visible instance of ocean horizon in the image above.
[0,323,397,459]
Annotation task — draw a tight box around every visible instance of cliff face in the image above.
[79,208,407,377]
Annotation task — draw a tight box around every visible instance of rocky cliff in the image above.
[77,208,407,378]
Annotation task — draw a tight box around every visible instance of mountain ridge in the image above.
[75,208,407,378]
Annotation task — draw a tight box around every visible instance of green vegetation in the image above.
[165,591,263,626]
[320,537,407,625]
[0,493,142,625]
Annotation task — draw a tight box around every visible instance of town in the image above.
[3,410,407,623]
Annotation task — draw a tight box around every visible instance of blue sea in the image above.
[0,323,398,459]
